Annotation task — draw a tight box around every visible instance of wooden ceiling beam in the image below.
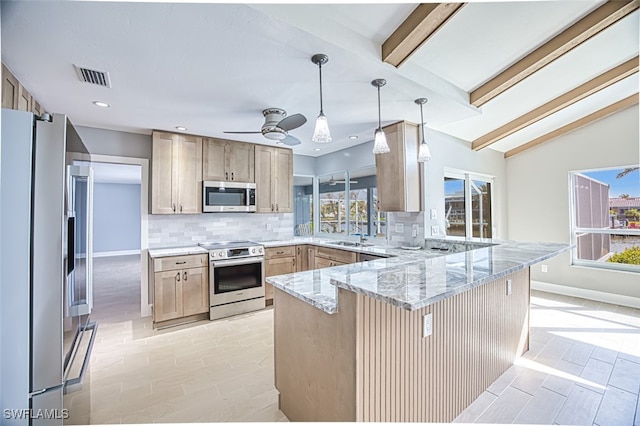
[382,3,465,68]
[471,1,640,108]
[504,93,639,159]
[472,56,639,151]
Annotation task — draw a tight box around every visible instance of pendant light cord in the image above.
[377,86,381,130]
[420,102,425,142]
[318,63,324,115]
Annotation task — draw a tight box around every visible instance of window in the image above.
[318,168,387,237]
[570,166,640,272]
[293,175,314,236]
[444,171,493,239]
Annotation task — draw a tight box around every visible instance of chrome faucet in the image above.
[354,213,368,243]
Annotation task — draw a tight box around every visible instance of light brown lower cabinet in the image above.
[264,246,296,303]
[150,254,209,327]
[314,246,357,269]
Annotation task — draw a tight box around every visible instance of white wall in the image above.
[76,126,151,159]
[422,127,508,238]
[293,154,316,176]
[505,105,640,300]
[93,183,141,254]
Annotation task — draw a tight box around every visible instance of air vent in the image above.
[74,65,112,88]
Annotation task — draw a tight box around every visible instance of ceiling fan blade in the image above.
[223,131,262,134]
[281,135,302,146]
[278,113,307,132]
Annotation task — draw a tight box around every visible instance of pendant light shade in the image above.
[415,98,431,162]
[371,79,390,155]
[311,54,332,143]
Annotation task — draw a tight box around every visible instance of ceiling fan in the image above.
[224,108,307,146]
[321,176,359,186]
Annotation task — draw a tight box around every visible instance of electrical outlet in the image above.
[507,279,512,296]
[541,264,548,272]
[430,209,437,220]
[423,313,432,337]
[395,223,404,233]
[412,224,419,237]
[265,223,272,231]
[431,225,439,235]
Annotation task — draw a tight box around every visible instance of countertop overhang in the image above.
[263,237,571,314]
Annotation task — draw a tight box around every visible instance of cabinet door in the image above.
[154,271,183,322]
[228,142,254,182]
[31,99,42,116]
[255,145,275,213]
[151,132,178,214]
[296,245,308,272]
[265,256,296,301]
[17,85,31,112]
[176,135,203,214]
[2,64,19,109]
[376,122,403,212]
[182,267,209,316]
[274,148,293,213]
[314,256,334,270]
[202,138,228,181]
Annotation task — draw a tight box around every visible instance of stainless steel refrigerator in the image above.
[1,109,97,425]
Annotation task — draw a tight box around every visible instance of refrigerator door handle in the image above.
[64,321,98,394]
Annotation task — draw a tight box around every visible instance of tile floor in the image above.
[86,255,640,424]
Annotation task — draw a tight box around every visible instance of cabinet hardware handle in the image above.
[175,261,187,265]
[183,271,187,281]
[276,251,284,255]
[173,203,176,212]
[226,172,228,180]
[271,204,274,211]
[231,172,234,180]
[276,204,279,212]
[180,204,183,212]
[176,272,181,281]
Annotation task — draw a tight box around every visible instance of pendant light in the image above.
[311,54,332,143]
[371,79,390,154]
[415,98,432,162]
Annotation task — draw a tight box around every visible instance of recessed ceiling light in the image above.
[276,141,284,145]
[349,135,359,140]
[175,126,187,131]
[314,148,321,152]
[92,101,110,108]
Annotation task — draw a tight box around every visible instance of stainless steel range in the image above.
[198,240,265,320]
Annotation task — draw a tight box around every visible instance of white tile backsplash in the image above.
[148,213,294,248]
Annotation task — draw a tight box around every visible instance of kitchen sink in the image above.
[326,240,374,247]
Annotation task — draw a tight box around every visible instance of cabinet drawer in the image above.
[315,246,357,264]
[265,246,296,259]
[154,254,208,272]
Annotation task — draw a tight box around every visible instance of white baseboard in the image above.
[93,249,141,258]
[531,280,640,309]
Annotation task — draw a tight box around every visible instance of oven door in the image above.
[210,257,265,306]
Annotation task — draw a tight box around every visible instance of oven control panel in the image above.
[209,245,264,260]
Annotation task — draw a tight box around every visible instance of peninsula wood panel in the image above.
[356,268,530,422]
[274,268,530,422]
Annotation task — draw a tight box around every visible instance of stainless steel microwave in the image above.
[203,181,256,212]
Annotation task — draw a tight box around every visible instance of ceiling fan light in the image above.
[312,113,332,143]
[372,128,390,154]
[418,140,431,162]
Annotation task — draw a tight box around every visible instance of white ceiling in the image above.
[1,1,638,158]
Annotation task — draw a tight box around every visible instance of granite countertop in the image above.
[266,238,571,314]
[148,246,208,258]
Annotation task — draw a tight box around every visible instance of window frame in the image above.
[569,167,640,273]
[444,168,495,240]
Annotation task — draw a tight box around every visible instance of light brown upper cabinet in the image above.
[151,131,203,214]
[2,64,19,109]
[375,121,422,212]
[2,63,45,116]
[203,138,255,183]
[255,145,293,213]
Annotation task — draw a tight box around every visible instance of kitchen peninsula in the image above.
[266,238,570,423]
